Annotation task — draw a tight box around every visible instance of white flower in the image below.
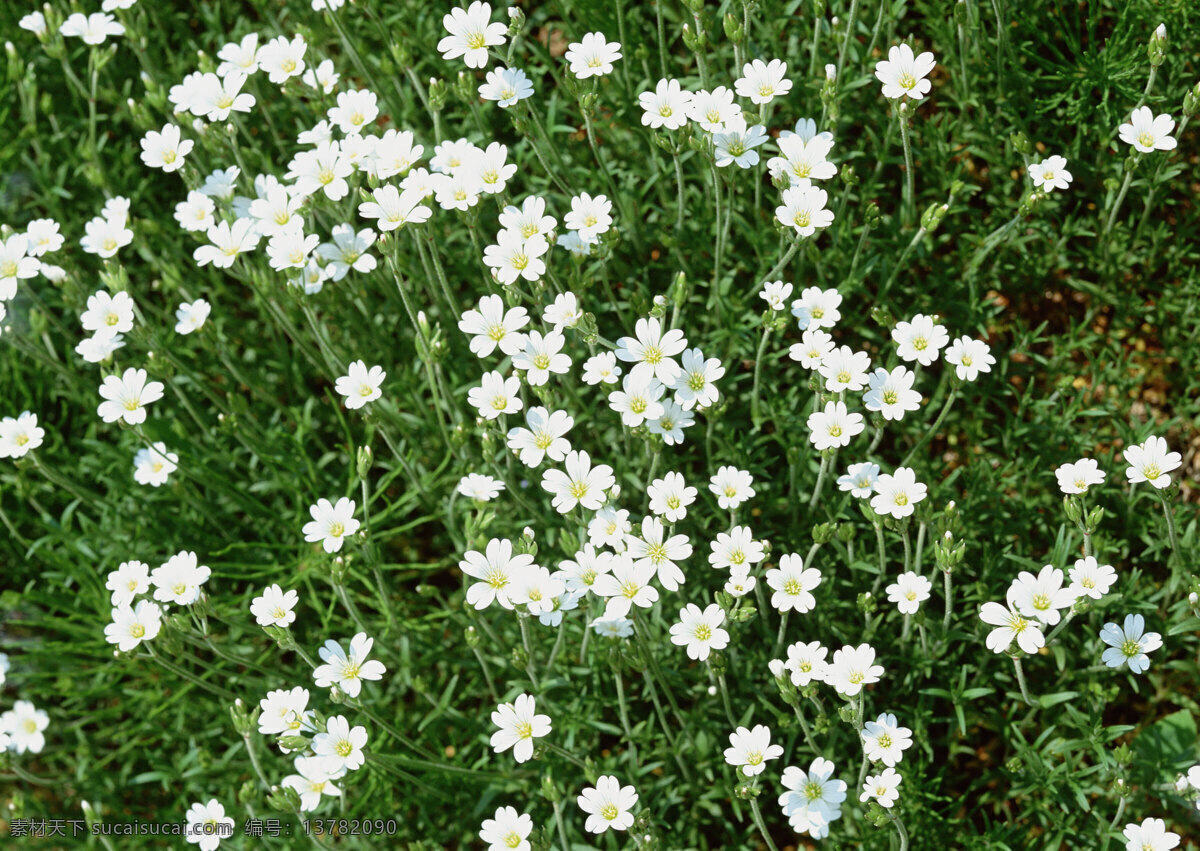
[648,399,695,446]
[826,644,884,696]
[133,442,179,487]
[1122,818,1180,851]
[59,12,125,45]
[766,553,822,613]
[1055,458,1106,494]
[479,806,534,851]
[192,72,255,122]
[541,450,614,513]
[500,196,557,239]
[507,406,574,467]
[860,767,903,808]
[724,725,783,776]
[317,225,377,281]
[459,538,535,610]
[469,370,523,419]
[184,799,234,851]
[508,565,565,617]
[77,331,124,362]
[333,359,386,410]
[1118,106,1177,153]
[458,294,529,358]
[358,185,431,232]
[1100,614,1162,674]
[734,58,792,105]
[24,219,64,257]
[769,134,837,185]
[625,515,692,591]
[490,693,550,763]
[313,632,386,697]
[870,467,927,518]
[686,86,741,131]
[104,601,163,652]
[484,230,548,284]
[512,330,570,386]
[312,715,368,772]
[807,400,865,450]
[979,587,1045,654]
[791,286,842,330]
[818,345,871,393]
[591,616,634,637]
[582,351,623,385]
[588,506,632,551]
[713,115,769,169]
[886,572,932,615]
[778,757,847,838]
[302,59,340,93]
[640,78,692,130]
[257,687,312,738]
[784,640,830,687]
[554,544,615,595]
[216,33,259,77]
[1123,435,1182,489]
[673,347,724,410]
[564,192,613,241]
[364,130,424,180]
[464,142,517,195]
[19,12,47,36]
[1012,561,1080,628]
[593,555,658,618]
[80,214,133,259]
[140,124,193,173]
[760,280,794,311]
[327,88,378,135]
[105,560,150,607]
[648,472,697,523]
[892,314,948,365]
[457,473,506,501]
[861,713,913,767]
[0,234,40,299]
[944,335,995,381]
[302,497,361,553]
[669,603,729,660]
[608,372,666,427]
[789,328,835,368]
[151,551,211,606]
[838,462,880,498]
[864,366,923,421]
[710,466,755,510]
[874,44,936,100]
[438,1,507,69]
[286,141,352,201]
[578,776,638,834]
[776,183,834,237]
[195,219,261,268]
[259,34,307,85]
[97,368,164,426]
[175,299,211,335]
[479,66,534,107]
[1028,155,1073,192]
[543,292,583,331]
[565,32,622,79]
[282,756,342,812]
[0,411,45,460]
[1068,556,1117,600]
[251,584,299,627]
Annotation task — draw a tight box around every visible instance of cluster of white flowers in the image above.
[0,654,51,757]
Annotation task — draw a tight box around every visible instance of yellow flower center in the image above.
[329,522,344,537]
[130,624,145,639]
[694,624,712,641]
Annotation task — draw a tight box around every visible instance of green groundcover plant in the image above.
[1,0,1198,848]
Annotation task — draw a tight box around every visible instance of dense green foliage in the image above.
[1,0,1198,848]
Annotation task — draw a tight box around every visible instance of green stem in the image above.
[749,797,780,851]
[716,672,738,728]
[518,614,541,690]
[773,610,790,658]
[891,811,910,850]
[835,0,860,80]
[808,453,831,512]
[614,670,640,767]
[898,106,916,227]
[900,387,958,467]
[1011,655,1035,707]
[942,569,954,633]
[763,238,802,282]
[1154,488,1179,559]
[750,325,773,425]
[1101,167,1136,238]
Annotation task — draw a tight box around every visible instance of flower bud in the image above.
[1148,23,1166,66]
[267,784,303,813]
[724,13,745,45]
[1183,80,1200,117]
